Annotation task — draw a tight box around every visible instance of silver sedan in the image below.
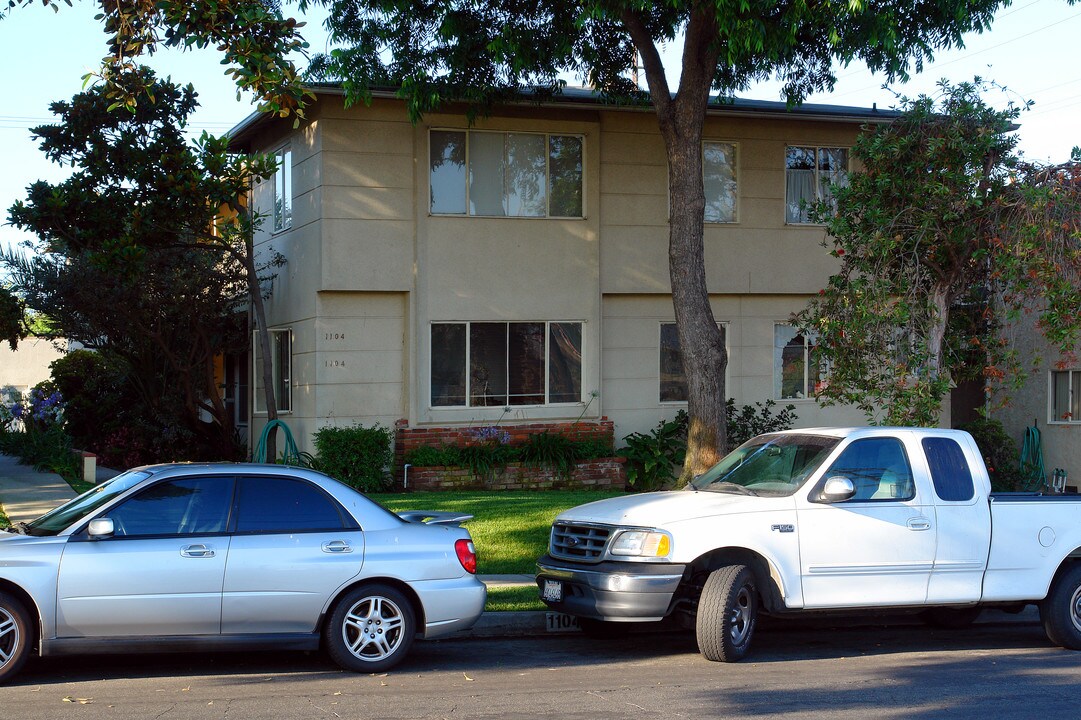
[0,463,486,683]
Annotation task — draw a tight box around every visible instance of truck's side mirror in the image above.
[817,476,856,503]
[87,518,115,539]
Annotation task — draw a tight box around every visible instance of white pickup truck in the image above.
[537,427,1081,661]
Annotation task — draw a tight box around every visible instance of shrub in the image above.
[312,424,394,492]
[518,431,581,478]
[957,417,1023,492]
[49,350,131,449]
[726,398,799,447]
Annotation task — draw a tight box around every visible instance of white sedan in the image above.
[0,463,486,682]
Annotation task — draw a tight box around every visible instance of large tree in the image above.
[795,81,1081,425]
[3,71,284,460]
[305,0,1014,477]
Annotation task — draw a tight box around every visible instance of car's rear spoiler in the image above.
[397,510,474,527]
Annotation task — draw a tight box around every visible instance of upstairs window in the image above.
[431,322,582,407]
[273,147,292,232]
[703,141,738,223]
[1051,370,1081,423]
[785,146,848,224]
[429,130,583,218]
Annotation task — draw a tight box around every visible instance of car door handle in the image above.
[321,540,353,553]
[180,544,216,558]
[907,518,932,531]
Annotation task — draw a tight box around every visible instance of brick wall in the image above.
[393,418,623,491]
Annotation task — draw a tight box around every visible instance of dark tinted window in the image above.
[235,476,346,532]
[825,438,915,501]
[922,437,975,502]
[108,477,233,537]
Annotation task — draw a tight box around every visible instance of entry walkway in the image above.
[0,453,77,523]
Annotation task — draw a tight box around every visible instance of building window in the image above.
[431,322,582,407]
[785,146,848,224]
[660,322,727,403]
[703,141,737,223]
[1051,370,1081,423]
[429,130,584,218]
[254,328,292,414]
[775,324,824,400]
[273,147,292,232]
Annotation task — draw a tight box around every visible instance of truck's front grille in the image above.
[550,522,612,562]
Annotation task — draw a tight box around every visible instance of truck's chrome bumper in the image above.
[536,555,686,621]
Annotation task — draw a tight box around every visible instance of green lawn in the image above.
[484,585,546,612]
[369,489,623,574]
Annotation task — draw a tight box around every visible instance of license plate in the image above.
[542,579,563,602]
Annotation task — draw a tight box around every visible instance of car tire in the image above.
[0,591,32,684]
[696,564,758,662]
[1040,563,1081,650]
[324,584,416,673]
[921,606,983,629]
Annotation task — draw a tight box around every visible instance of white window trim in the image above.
[428,129,587,220]
[272,145,293,234]
[1048,369,1081,425]
[784,145,850,226]
[658,321,729,405]
[702,139,740,224]
[773,322,822,402]
[428,320,585,409]
[252,328,293,416]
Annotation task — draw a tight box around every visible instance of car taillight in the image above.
[455,539,477,574]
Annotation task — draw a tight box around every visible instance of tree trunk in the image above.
[244,238,279,461]
[626,8,728,481]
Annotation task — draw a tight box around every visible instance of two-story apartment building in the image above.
[225,86,892,455]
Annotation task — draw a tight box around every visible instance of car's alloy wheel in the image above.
[325,584,416,673]
[0,592,32,684]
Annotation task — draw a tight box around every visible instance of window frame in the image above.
[659,321,729,404]
[428,128,586,220]
[702,140,739,224]
[784,145,849,226]
[774,323,825,401]
[253,328,293,415]
[429,320,585,409]
[272,145,293,233]
[1049,369,1081,424]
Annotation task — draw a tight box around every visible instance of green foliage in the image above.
[517,431,581,478]
[796,80,1081,425]
[0,286,26,351]
[620,401,800,491]
[48,350,132,451]
[0,425,79,481]
[404,431,614,479]
[312,424,394,492]
[958,418,1023,492]
[484,585,546,612]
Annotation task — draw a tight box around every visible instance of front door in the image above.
[56,476,235,637]
[796,437,936,608]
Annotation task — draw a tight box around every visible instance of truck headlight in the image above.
[610,530,671,558]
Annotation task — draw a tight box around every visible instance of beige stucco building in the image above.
[227,88,896,455]
[0,338,64,397]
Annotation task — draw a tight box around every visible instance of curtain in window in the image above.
[703,142,737,223]
[548,323,583,403]
[469,133,506,216]
[430,131,466,214]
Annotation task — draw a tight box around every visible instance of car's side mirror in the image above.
[817,476,856,503]
[87,518,115,539]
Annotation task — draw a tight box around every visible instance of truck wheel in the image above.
[0,591,32,684]
[1040,563,1081,650]
[324,584,416,673]
[696,565,758,662]
[921,606,982,628]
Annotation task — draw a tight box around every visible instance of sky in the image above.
[1,0,1079,256]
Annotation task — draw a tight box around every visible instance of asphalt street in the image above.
[2,614,1077,719]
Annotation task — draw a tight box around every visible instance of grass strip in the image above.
[484,585,546,612]
[369,489,623,574]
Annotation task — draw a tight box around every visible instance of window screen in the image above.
[922,437,975,502]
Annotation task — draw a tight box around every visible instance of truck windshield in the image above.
[23,470,151,536]
[690,434,840,497]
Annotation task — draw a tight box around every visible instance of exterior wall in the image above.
[0,339,64,395]
[993,311,1081,485]
[240,93,881,457]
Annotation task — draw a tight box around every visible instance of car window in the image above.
[234,476,347,533]
[107,477,234,537]
[922,437,975,502]
[824,438,915,501]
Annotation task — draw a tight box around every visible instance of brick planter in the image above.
[402,458,627,492]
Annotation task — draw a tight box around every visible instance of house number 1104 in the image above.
[325,332,345,340]
[325,360,346,367]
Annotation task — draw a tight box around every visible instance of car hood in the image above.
[555,489,766,528]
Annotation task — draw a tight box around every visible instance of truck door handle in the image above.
[907,518,932,531]
[180,544,215,558]
[322,540,353,553]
